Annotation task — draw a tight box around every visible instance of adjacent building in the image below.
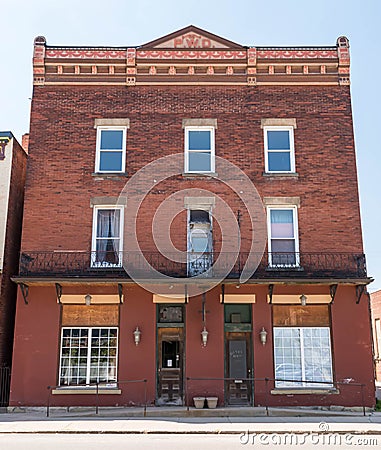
[371,290,381,384]
[0,132,27,405]
[10,26,375,409]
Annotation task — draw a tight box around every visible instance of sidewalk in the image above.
[1,407,381,434]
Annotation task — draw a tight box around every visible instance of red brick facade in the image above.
[10,27,375,410]
[371,290,381,381]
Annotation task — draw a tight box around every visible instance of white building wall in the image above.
[0,139,13,271]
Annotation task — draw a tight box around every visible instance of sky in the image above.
[1,0,380,291]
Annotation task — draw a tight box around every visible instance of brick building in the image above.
[10,26,375,409]
[371,290,381,383]
[0,132,27,404]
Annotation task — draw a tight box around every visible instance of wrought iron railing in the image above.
[18,251,367,280]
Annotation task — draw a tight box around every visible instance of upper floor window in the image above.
[184,126,215,173]
[95,127,127,173]
[267,206,299,267]
[264,126,295,173]
[91,206,124,267]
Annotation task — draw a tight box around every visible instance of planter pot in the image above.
[193,397,205,409]
[206,397,218,409]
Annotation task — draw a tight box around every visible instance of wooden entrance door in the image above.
[157,327,184,405]
[225,332,252,405]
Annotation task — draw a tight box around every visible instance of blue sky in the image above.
[2,0,380,291]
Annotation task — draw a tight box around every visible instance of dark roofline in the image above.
[0,131,14,139]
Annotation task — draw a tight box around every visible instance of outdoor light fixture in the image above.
[84,294,92,306]
[300,294,307,306]
[133,326,141,346]
[259,327,267,346]
[201,327,209,347]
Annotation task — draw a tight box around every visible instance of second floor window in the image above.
[95,127,127,173]
[264,126,295,173]
[267,206,299,267]
[184,127,215,173]
[92,206,123,267]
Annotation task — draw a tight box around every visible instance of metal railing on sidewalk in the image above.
[185,376,367,416]
[46,379,148,417]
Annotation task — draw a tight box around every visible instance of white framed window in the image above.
[267,206,299,267]
[184,126,215,173]
[264,126,295,173]
[274,327,333,388]
[187,209,213,276]
[95,126,127,173]
[59,327,118,386]
[91,206,124,267]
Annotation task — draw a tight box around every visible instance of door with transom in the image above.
[157,327,184,405]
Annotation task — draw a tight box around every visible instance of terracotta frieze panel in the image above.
[257,49,337,59]
[137,50,247,60]
[45,49,127,59]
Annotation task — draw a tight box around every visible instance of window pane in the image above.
[268,152,291,171]
[267,130,290,150]
[99,151,123,172]
[96,210,120,238]
[271,239,295,253]
[190,210,210,223]
[100,130,123,150]
[302,328,333,386]
[191,233,209,253]
[270,210,294,238]
[188,152,211,171]
[274,328,302,387]
[188,130,211,150]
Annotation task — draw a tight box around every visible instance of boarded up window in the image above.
[62,305,119,326]
[273,305,329,327]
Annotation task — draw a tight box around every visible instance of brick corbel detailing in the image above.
[337,36,350,86]
[126,48,136,86]
[247,48,257,86]
[33,36,46,85]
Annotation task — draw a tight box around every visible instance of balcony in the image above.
[17,251,368,281]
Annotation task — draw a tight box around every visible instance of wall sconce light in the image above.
[201,327,209,347]
[300,294,307,306]
[84,294,92,306]
[259,327,267,346]
[133,326,141,346]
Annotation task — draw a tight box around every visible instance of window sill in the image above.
[182,172,218,178]
[266,266,304,272]
[271,388,339,395]
[52,387,121,395]
[92,172,128,179]
[263,172,299,178]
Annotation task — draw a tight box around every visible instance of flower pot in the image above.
[193,396,205,409]
[206,397,218,409]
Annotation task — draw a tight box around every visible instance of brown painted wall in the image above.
[10,284,375,407]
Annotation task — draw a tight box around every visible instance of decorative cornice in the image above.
[33,32,350,87]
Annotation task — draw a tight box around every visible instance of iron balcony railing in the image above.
[18,251,367,280]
